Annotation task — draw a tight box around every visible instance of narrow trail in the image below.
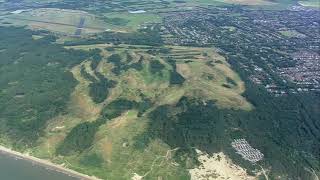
[305,168,319,180]
[141,147,180,178]
[259,165,269,180]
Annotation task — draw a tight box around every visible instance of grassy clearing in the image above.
[279,30,306,38]
[80,111,189,179]
[167,46,251,109]
[64,44,252,110]
[101,12,162,31]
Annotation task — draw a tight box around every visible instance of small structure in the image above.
[128,10,146,14]
[231,139,264,163]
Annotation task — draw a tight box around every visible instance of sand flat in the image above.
[189,150,258,180]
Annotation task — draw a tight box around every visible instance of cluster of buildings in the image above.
[278,52,320,91]
[231,139,264,164]
[160,6,320,96]
[161,10,215,46]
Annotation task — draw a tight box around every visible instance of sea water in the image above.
[0,153,77,180]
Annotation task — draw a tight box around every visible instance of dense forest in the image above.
[133,53,320,179]
[0,27,91,149]
[137,83,320,179]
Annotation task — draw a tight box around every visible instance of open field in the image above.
[299,0,320,8]
[0,0,299,36]
[0,7,163,34]
[101,12,162,31]
[0,8,109,35]
[279,30,306,38]
[65,44,252,110]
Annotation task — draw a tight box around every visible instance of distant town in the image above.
[161,6,320,96]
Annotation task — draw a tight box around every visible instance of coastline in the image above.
[0,145,101,180]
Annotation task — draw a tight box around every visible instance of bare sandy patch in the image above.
[189,150,258,180]
[83,61,99,80]
[132,173,143,180]
[100,139,113,162]
[177,63,192,79]
[108,112,131,129]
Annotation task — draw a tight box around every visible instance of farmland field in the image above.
[101,12,162,31]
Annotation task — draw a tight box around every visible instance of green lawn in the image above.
[102,12,162,31]
[279,30,306,38]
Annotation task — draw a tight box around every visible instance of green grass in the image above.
[0,5,163,34]
[63,44,251,109]
[279,30,306,38]
[25,42,252,179]
[90,112,189,179]
[298,0,320,7]
[102,12,162,31]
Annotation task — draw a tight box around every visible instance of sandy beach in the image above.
[0,145,101,180]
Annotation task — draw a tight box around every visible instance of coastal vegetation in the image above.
[0,25,253,179]
[0,27,89,148]
[0,0,319,179]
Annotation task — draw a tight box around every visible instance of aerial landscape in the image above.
[0,0,319,179]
